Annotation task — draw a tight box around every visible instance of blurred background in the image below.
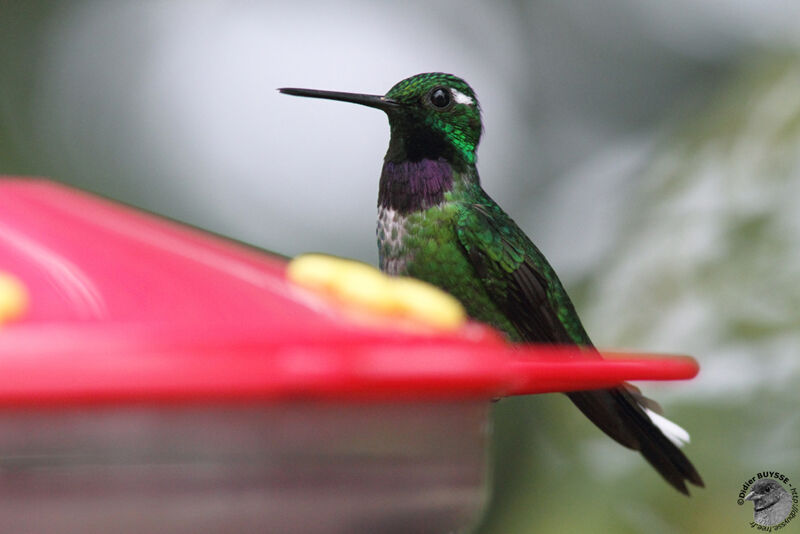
[2,1,799,531]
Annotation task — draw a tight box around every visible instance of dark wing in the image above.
[455,203,576,343]
[456,202,704,495]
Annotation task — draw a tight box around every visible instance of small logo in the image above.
[737,471,797,530]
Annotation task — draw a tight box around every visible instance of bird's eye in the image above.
[429,87,451,109]
[765,486,772,492]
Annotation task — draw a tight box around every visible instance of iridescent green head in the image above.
[280,73,483,170]
[383,73,481,168]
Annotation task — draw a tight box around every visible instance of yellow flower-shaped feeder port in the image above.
[0,272,28,325]
[287,254,466,330]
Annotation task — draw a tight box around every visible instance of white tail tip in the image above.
[644,408,691,447]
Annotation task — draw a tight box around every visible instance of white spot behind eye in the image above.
[450,89,473,106]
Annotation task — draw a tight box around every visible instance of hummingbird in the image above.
[280,73,704,495]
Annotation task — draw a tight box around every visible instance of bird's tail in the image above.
[567,387,704,495]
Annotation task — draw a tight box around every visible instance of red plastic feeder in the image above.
[0,178,698,533]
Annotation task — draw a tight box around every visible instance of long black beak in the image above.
[278,87,399,112]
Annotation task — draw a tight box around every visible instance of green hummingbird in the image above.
[280,73,704,495]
